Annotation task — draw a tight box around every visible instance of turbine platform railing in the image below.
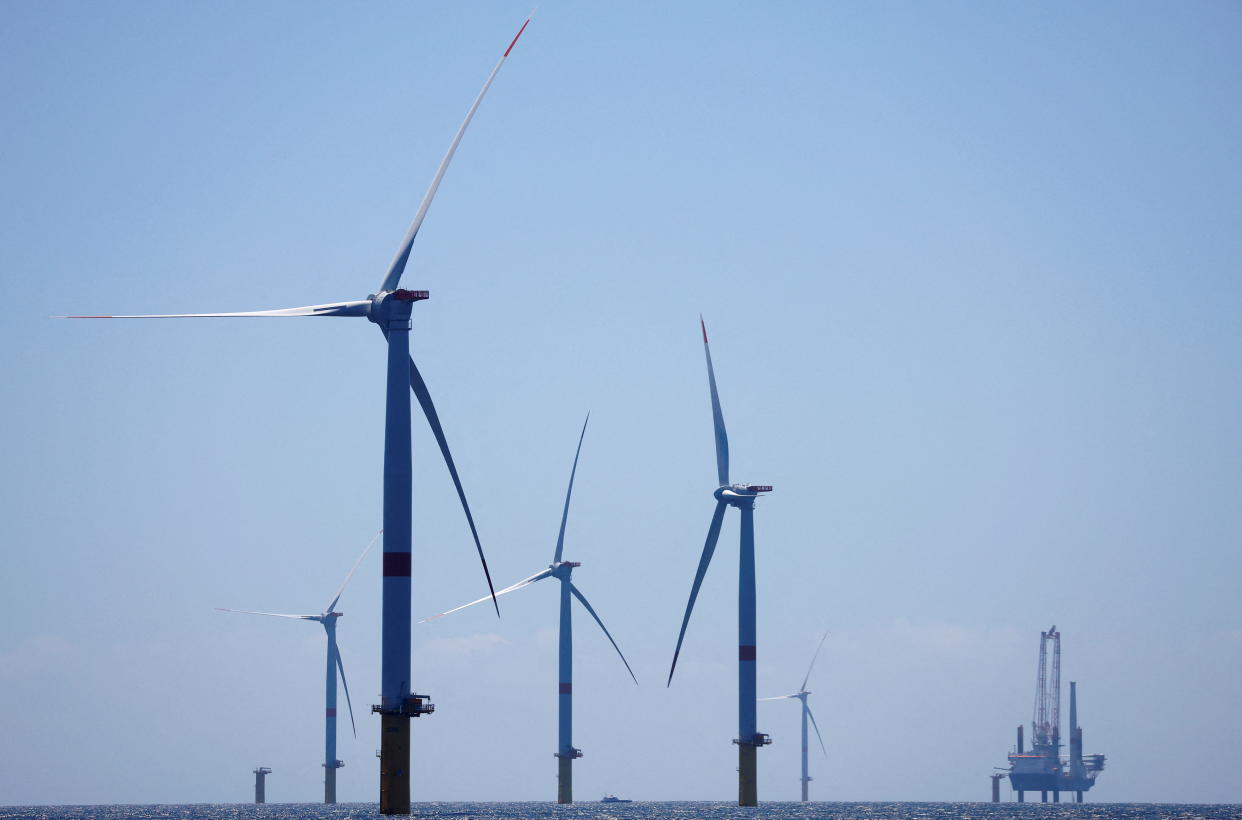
[371,693,435,718]
[733,733,773,747]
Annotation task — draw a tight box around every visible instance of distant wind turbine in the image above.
[217,531,380,804]
[761,631,829,802]
[422,415,637,804]
[62,16,537,814]
[668,317,774,806]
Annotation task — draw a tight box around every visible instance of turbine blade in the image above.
[569,582,638,685]
[667,500,728,686]
[335,646,357,739]
[553,413,589,564]
[700,317,729,486]
[801,630,830,692]
[408,354,499,616]
[378,15,533,293]
[807,703,828,756]
[759,694,801,701]
[326,529,383,614]
[59,300,370,319]
[421,568,551,622]
[214,608,317,620]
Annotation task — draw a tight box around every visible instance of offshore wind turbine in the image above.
[760,631,829,802]
[217,532,380,804]
[61,16,537,814]
[422,415,637,804]
[668,318,773,807]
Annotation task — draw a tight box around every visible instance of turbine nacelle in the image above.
[366,289,430,326]
[714,484,773,505]
[549,560,581,580]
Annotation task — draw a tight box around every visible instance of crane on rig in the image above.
[1004,626,1106,803]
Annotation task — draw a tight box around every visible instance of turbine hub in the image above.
[550,560,579,580]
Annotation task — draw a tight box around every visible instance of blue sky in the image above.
[1,0,1239,806]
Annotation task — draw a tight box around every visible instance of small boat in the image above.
[600,794,632,803]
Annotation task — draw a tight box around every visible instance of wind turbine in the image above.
[760,631,829,802]
[668,317,773,806]
[422,415,637,804]
[61,16,536,814]
[217,531,380,804]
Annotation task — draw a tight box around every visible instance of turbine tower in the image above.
[423,415,637,804]
[668,318,773,806]
[62,17,536,814]
[760,631,829,802]
[218,532,378,803]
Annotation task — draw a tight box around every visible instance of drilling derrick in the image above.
[1032,626,1061,753]
[1004,626,1105,803]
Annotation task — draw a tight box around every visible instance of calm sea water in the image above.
[1,804,1238,820]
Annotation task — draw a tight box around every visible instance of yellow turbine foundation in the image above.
[738,744,758,806]
[379,714,411,814]
[557,757,573,804]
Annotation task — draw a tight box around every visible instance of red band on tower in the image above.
[383,553,412,577]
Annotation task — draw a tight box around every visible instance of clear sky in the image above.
[2,0,1239,807]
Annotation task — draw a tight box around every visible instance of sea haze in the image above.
[0,804,1238,820]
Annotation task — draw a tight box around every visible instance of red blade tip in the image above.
[504,18,531,57]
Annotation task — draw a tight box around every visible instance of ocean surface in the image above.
[1,804,1239,820]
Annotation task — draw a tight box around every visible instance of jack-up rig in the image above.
[1003,626,1106,802]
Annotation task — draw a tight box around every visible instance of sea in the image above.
[1,804,1238,820]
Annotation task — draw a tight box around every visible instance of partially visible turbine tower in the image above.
[424,415,637,804]
[760,631,829,802]
[220,532,379,804]
[253,767,271,804]
[669,318,774,806]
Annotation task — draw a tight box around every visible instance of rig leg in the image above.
[1076,790,1084,803]
[1053,790,1060,803]
[379,714,411,815]
[1041,790,1048,803]
[1017,790,1024,803]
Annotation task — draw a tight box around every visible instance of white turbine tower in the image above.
[761,631,829,802]
[218,531,379,803]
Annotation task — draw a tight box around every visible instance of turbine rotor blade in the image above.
[807,703,828,756]
[334,645,357,739]
[60,301,370,319]
[378,15,533,294]
[759,694,801,701]
[215,608,318,620]
[421,568,552,622]
[801,630,830,692]
[408,354,499,615]
[553,413,589,564]
[667,500,728,686]
[326,529,383,614]
[700,317,729,486]
[569,582,638,685]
